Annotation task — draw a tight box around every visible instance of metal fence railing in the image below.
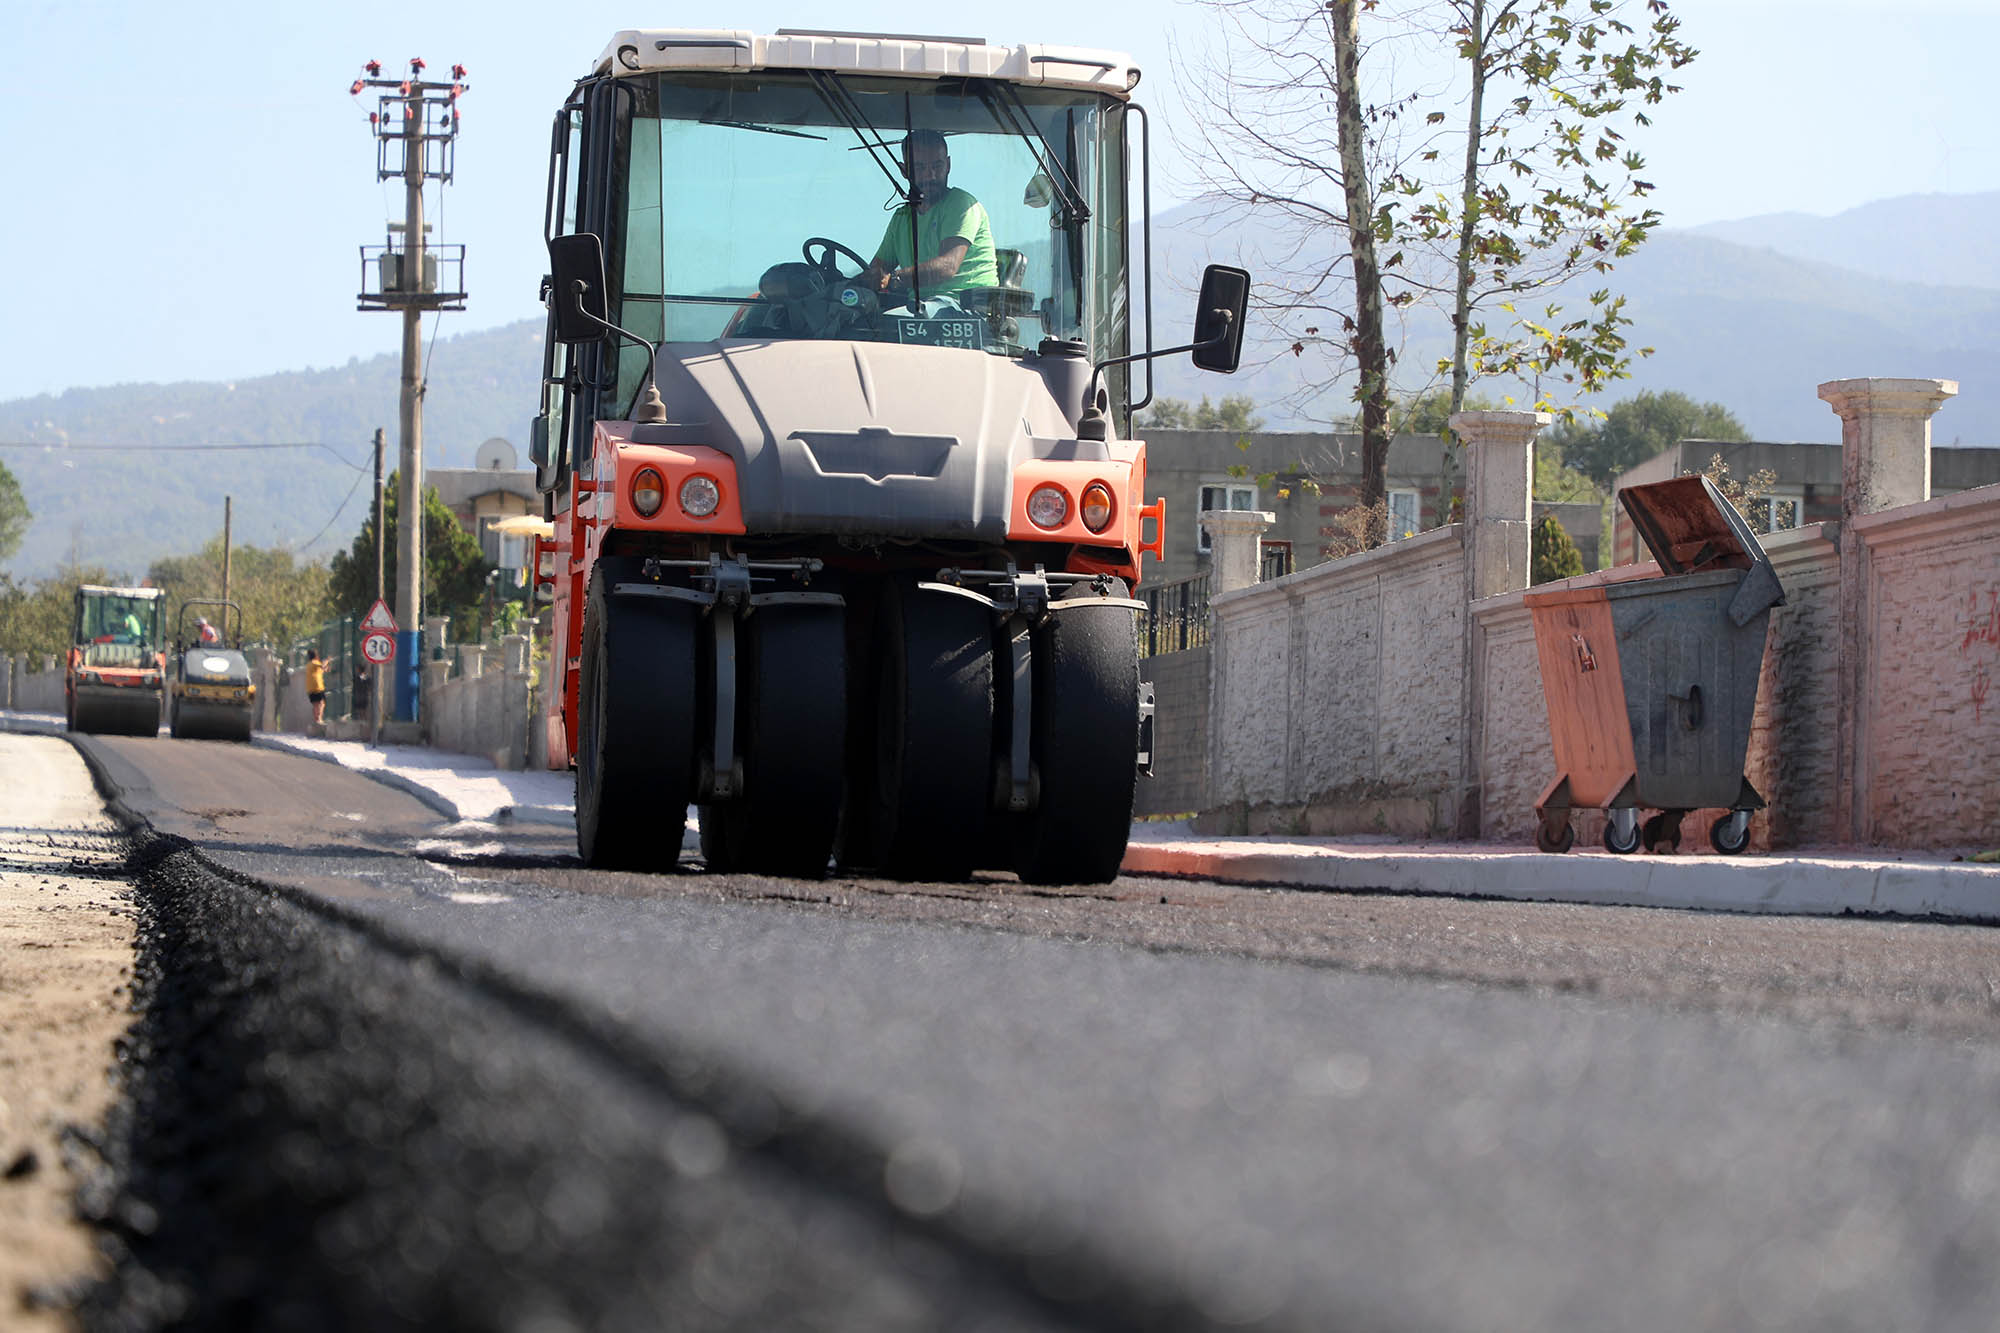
[1140,573,1211,658]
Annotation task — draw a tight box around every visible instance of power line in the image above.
[293,468,371,553]
[0,441,370,471]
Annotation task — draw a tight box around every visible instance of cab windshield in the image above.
[75,592,163,655]
[603,70,1130,393]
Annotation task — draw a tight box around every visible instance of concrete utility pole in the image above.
[349,57,469,724]
[220,495,233,609]
[397,98,425,713]
[373,427,386,745]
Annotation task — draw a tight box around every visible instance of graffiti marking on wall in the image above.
[1963,590,2000,724]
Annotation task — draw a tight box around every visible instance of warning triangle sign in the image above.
[361,599,399,633]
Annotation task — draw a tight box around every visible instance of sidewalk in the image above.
[1123,822,2000,924]
[8,711,1996,924]
[251,730,575,827]
[255,727,2000,925]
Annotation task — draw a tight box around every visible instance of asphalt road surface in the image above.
[27,729,2000,1331]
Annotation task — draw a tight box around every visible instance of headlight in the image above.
[1027,484,1070,530]
[680,474,721,519]
[631,466,665,517]
[1080,482,1115,534]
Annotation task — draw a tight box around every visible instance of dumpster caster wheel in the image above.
[1535,817,1574,854]
[1709,810,1752,855]
[1641,810,1685,854]
[1603,810,1641,855]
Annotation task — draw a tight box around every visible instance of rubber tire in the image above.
[1535,818,1575,854]
[575,560,699,870]
[864,579,995,881]
[1013,583,1142,886]
[699,605,846,878]
[1709,811,1752,855]
[1603,814,1642,856]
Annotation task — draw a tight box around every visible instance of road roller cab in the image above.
[66,585,167,736]
[168,600,256,742]
[532,29,1247,883]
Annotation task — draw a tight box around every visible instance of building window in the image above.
[1388,488,1420,541]
[478,516,526,574]
[1197,482,1259,554]
[1746,488,1804,535]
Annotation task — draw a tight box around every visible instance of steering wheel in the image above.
[802,236,870,277]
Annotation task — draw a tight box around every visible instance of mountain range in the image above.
[1145,191,2000,447]
[4,190,1996,581]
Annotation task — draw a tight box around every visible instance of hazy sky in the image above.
[2,0,1994,402]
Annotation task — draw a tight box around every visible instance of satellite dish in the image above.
[475,437,518,471]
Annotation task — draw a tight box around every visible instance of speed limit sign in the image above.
[361,631,396,665]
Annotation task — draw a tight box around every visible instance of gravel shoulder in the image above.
[0,732,136,1331]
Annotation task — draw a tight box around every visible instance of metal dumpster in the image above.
[1525,475,1785,855]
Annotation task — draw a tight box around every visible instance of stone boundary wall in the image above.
[1206,524,1470,836]
[1743,525,1843,847]
[1850,488,2000,845]
[1137,645,1210,817]
[1199,380,1996,853]
[3,655,66,714]
[421,638,534,771]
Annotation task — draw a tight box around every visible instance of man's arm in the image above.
[885,238,969,290]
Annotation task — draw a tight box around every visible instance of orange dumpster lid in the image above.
[1618,474,1762,574]
[1616,473,1786,624]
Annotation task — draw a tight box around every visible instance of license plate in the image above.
[895,317,985,350]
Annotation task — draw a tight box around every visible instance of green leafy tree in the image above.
[146,539,332,649]
[1392,389,1496,438]
[1409,0,1695,416]
[1530,512,1586,584]
[1548,389,1749,487]
[327,474,490,641]
[1533,438,1600,503]
[1137,395,1264,431]
[0,562,120,660]
[1184,0,1694,548]
[0,460,28,565]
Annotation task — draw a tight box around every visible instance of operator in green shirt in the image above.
[865,129,999,300]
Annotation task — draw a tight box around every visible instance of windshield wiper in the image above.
[697,119,828,141]
[804,71,907,201]
[806,71,934,304]
[979,82,1091,228]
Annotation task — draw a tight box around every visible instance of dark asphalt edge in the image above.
[58,730,1383,1331]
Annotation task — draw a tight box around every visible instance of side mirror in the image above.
[531,411,567,494]
[1191,263,1249,374]
[547,233,611,345]
[529,413,550,470]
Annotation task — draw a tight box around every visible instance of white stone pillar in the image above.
[501,633,531,770]
[1452,410,1546,600]
[1818,377,1956,518]
[1201,509,1276,594]
[1450,409,1546,837]
[1818,377,1956,842]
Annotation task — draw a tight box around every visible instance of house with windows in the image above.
[1605,439,2000,566]
[1141,427,1601,586]
[428,437,540,588]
